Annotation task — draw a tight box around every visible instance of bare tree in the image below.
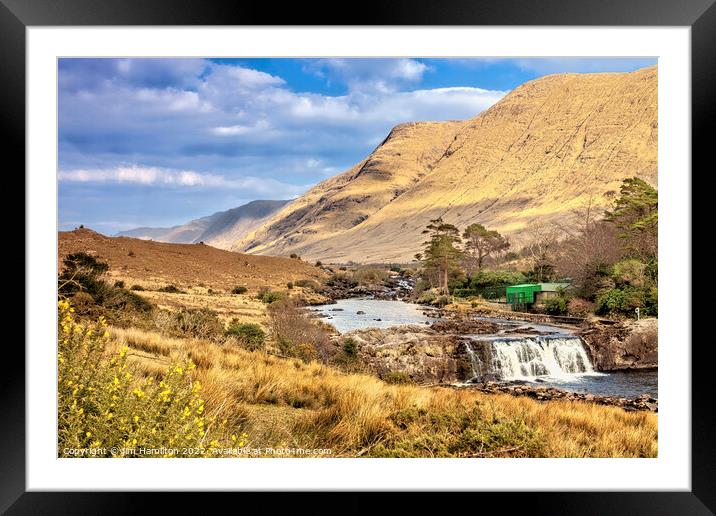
[554,197,623,298]
[523,223,561,282]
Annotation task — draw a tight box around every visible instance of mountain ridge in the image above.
[117,199,289,249]
[233,66,658,262]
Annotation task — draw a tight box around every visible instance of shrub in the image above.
[58,252,109,297]
[382,371,414,385]
[294,279,320,290]
[596,286,658,317]
[342,337,359,359]
[286,282,294,290]
[256,288,286,304]
[130,284,145,291]
[543,296,568,315]
[468,270,527,288]
[315,261,323,267]
[435,295,450,307]
[113,280,125,289]
[416,289,438,305]
[289,253,299,259]
[267,298,335,363]
[597,288,636,315]
[231,286,248,295]
[418,291,450,307]
[353,267,388,286]
[612,259,647,287]
[567,297,595,317]
[157,285,184,294]
[69,291,98,315]
[154,307,224,341]
[58,253,153,326]
[57,301,239,457]
[127,250,135,257]
[94,284,153,316]
[225,321,266,351]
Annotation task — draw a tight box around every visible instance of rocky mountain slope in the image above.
[235,66,657,263]
[118,199,289,249]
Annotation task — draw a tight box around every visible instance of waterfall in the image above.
[466,336,595,382]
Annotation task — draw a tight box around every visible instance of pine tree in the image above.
[606,177,658,259]
[462,223,510,276]
[420,218,463,294]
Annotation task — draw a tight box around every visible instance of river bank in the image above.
[309,297,658,410]
[459,382,658,412]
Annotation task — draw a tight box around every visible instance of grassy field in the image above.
[96,323,657,458]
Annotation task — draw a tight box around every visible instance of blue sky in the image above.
[58,57,656,234]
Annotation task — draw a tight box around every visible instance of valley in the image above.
[57,64,659,459]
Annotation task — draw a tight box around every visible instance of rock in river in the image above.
[579,318,657,371]
[344,325,470,384]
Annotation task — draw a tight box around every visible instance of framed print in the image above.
[5,0,712,511]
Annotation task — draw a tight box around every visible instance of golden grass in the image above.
[108,326,657,458]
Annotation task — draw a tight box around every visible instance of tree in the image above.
[605,177,657,260]
[462,223,510,276]
[58,252,110,296]
[555,198,623,300]
[420,218,464,294]
[523,224,560,283]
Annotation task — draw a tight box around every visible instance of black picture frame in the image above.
[4,0,710,512]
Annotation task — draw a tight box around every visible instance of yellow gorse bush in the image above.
[58,300,240,457]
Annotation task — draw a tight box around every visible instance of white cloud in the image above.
[59,59,509,233]
[58,165,308,197]
[306,58,430,93]
[211,120,272,136]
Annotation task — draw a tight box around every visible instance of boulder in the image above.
[579,318,657,371]
[344,325,471,383]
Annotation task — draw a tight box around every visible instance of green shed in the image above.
[506,283,542,305]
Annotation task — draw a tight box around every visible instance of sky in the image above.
[58,57,657,234]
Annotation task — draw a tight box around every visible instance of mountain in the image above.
[117,200,289,248]
[234,66,657,263]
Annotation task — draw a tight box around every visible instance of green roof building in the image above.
[505,282,571,307]
[505,283,542,305]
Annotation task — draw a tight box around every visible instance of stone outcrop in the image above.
[579,318,658,371]
[344,325,471,383]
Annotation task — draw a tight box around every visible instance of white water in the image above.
[311,299,655,397]
[467,336,597,382]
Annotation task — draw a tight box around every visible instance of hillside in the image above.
[117,199,289,249]
[235,66,657,263]
[59,227,327,292]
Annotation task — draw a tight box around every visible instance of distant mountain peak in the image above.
[116,199,290,249]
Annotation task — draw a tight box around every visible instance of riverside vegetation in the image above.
[412,177,658,320]
[57,239,657,457]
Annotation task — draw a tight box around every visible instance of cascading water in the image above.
[466,336,596,382]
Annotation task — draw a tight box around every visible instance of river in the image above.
[309,298,657,399]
